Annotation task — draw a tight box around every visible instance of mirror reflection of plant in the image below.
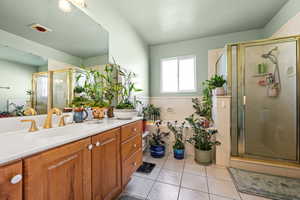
[72,66,108,108]
[185,115,220,151]
[116,68,143,109]
[9,103,25,116]
[142,104,160,121]
[149,120,169,146]
[167,121,185,150]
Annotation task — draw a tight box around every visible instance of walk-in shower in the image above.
[219,35,300,164]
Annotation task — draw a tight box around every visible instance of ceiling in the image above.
[0,0,109,58]
[109,0,288,45]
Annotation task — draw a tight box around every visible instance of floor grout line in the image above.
[176,153,186,200]
[145,151,168,200]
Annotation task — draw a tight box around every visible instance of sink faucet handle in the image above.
[24,107,37,116]
[21,119,39,132]
[59,115,70,127]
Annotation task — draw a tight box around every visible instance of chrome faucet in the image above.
[43,108,62,129]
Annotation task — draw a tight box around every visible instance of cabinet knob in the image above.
[133,128,137,132]
[133,144,137,148]
[88,144,93,151]
[10,174,22,184]
[133,162,137,166]
[96,141,101,147]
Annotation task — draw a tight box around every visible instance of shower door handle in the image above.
[243,96,246,105]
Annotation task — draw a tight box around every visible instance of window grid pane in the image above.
[161,58,178,92]
[178,57,195,91]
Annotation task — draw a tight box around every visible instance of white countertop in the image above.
[0,117,142,166]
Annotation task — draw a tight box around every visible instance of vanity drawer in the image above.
[121,121,142,142]
[122,150,142,186]
[121,134,142,161]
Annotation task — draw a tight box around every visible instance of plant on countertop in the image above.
[71,66,108,108]
[149,120,169,158]
[142,104,161,121]
[116,68,142,110]
[101,64,123,117]
[167,121,186,159]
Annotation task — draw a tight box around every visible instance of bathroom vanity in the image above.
[0,118,143,200]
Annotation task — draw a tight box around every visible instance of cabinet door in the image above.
[0,161,22,200]
[24,138,92,200]
[92,128,121,200]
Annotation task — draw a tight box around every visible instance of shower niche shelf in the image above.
[252,73,270,77]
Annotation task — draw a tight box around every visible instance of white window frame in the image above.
[160,55,197,93]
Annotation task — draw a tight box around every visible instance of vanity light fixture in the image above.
[70,0,87,8]
[59,0,72,13]
[59,0,86,13]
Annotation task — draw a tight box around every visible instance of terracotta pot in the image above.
[194,148,212,165]
[107,106,114,118]
[202,120,210,128]
[92,107,106,119]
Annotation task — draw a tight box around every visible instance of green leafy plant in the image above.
[74,86,85,94]
[192,98,211,121]
[72,66,107,108]
[185,115,220,151]
[209,75,226,88]
[101,64,122,106]
[167,121,185,150]
[142,104,160,121]
[116,68,142,109]
[149,121,169,146]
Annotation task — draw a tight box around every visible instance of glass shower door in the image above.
[32,72,48,114]
[52,70,72,110]
[239,39,298,161]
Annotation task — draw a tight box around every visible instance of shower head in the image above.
[261,46,278,59]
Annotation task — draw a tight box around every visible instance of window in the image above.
[161,56,196,93]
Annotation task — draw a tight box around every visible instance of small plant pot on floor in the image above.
[194,148,212,165]
[173,149,185,160]
[150,145,165,158]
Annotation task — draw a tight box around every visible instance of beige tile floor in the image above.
[123,152,271,200]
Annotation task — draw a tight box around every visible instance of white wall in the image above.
[0,60,37,112]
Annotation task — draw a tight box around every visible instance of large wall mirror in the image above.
[0,0,109,117]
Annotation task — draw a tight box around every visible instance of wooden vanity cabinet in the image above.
[91,128,121,200]
[0,161,22,200]
[0,120,142,200]
[121,121,143,187]
[23,138,92,200]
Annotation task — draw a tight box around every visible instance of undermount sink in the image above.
[85,120,103,125]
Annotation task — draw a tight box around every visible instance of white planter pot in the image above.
[194,148,212,165]
[214,87,225,96]
[114,109,138,120]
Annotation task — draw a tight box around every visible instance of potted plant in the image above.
[191,98,211,127]
[149,121,169,158]
[210,75,226,96]
[167,121,186,159]
[101,64,122,118]
[114,68,142,119]
[142,104,161,132]
[186,115,220,164]
[72,67,108,119]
